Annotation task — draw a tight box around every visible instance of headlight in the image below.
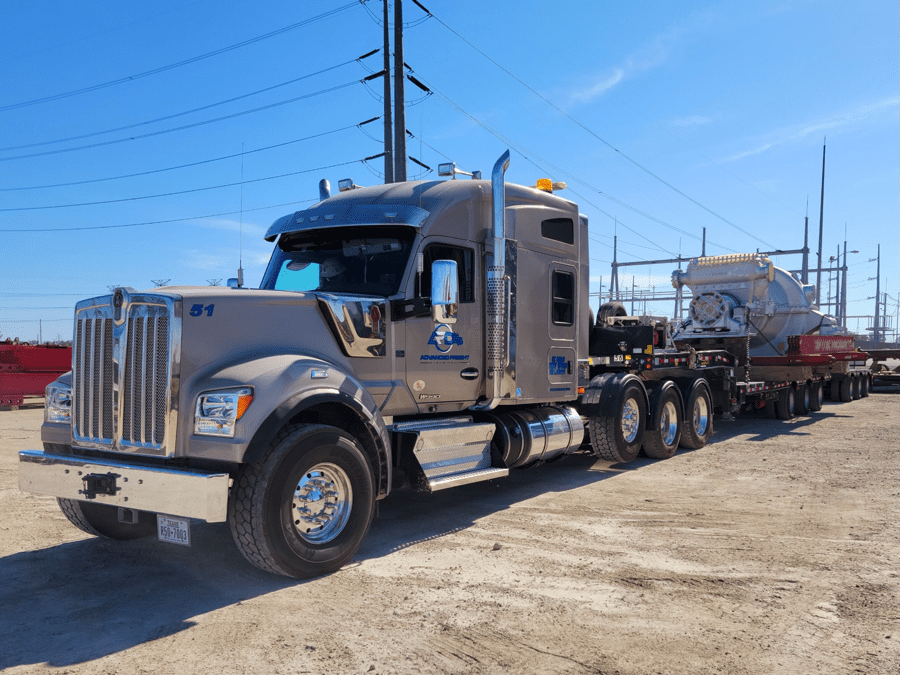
[45,383,72,424]
[194,388,254,437]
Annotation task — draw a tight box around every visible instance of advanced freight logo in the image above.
[422,324,468,361]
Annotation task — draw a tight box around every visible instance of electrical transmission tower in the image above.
[151,279,171,287]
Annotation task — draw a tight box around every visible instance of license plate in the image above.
[157,515,191,547]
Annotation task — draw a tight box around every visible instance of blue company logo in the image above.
[428,324,464,353]
[549,355,569,375]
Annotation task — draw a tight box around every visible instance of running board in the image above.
[427,467,509,491]
[391,417,505,492]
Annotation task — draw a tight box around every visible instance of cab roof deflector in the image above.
[264,203,430,242]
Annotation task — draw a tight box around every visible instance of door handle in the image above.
[460,368,479,380]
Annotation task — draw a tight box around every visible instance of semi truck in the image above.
[17,151,870,578]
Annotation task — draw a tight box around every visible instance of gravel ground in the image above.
[1,387,897,675]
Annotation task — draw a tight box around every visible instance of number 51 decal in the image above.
[189,304,215,317]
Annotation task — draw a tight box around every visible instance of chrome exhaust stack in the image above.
[473,150,511,411]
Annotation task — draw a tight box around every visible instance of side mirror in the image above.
[430,260,458,324]
[226,278,239,288]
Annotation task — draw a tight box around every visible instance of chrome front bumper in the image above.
[18,450,229,522]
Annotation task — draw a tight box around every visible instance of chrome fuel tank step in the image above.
[391,417,507,492]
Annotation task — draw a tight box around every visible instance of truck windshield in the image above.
[261,226,416,297]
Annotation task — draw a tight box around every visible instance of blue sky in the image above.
[1,0,896,342]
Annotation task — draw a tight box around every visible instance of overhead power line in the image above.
[0,81,362,162]
[0,2,361,112]
[0,124,362,191]
[0,159,364,212]
[0,57,367,152]
[421,4,776,250]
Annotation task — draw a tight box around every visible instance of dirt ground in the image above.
[1,387,897,675]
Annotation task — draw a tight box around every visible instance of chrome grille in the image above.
[72,293,177,456]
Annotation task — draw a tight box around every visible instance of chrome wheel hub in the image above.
[292,463,352,543]
[693,397,709,436]
[621,398,640,443]
[660,401,678,446]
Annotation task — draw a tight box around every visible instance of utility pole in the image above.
[610,234,619,300]
[801,199,809,283]
[393,0,407,181]
[382,0,393,183]
[815,139,826,306]
[834,245,841,324]
[873,244,881,342]
[701,227,706,257]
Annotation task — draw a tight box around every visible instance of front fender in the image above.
[179,356,391,496]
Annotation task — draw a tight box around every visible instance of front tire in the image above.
[229,424,375,579]
[57,498,157,540]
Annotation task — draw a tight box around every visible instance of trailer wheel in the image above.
[808,382,824,411]
[860,375,870,397]
[850,375,861,400]
[795,385,810,416]
[229,424,376,579]
[839,376,852,403]
[642,386,682,459]
[56,498,157,540]
[588,380,647,463]
[680,381,713,449]
[775,387,796,420]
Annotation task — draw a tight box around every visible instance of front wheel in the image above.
[57,498,157,540]
[229,424,376,579]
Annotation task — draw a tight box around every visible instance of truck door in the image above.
[404,241,483,407]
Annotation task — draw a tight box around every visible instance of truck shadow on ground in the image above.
[0,450,637,669]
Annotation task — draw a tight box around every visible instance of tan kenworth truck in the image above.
[19,151,868,578]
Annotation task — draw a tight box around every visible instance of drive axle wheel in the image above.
[643,386,682,460]
[229,424,375,579]
[589,379,647,463]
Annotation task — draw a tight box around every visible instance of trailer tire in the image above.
[588,380,647,463]
[795,384,810,416]
[229,423,376,579]
[680,380,713,449]
[839,376,852,403]
[860,375,870,397]
[642,385,682,459]
[850,375,861,400]
[775,387,796,420]
[808,382,824,411]
[57,498,157,540]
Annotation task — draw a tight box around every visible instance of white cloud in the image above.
[671,114,713,128]
[727,96,899,161]
[568,13,714,105]
[571,69,625,103]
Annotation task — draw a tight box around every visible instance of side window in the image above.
[551,270,574,325]
[541,218,574,245]
[419,244,475,303]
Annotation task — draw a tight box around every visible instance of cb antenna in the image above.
[237,143,245,288]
